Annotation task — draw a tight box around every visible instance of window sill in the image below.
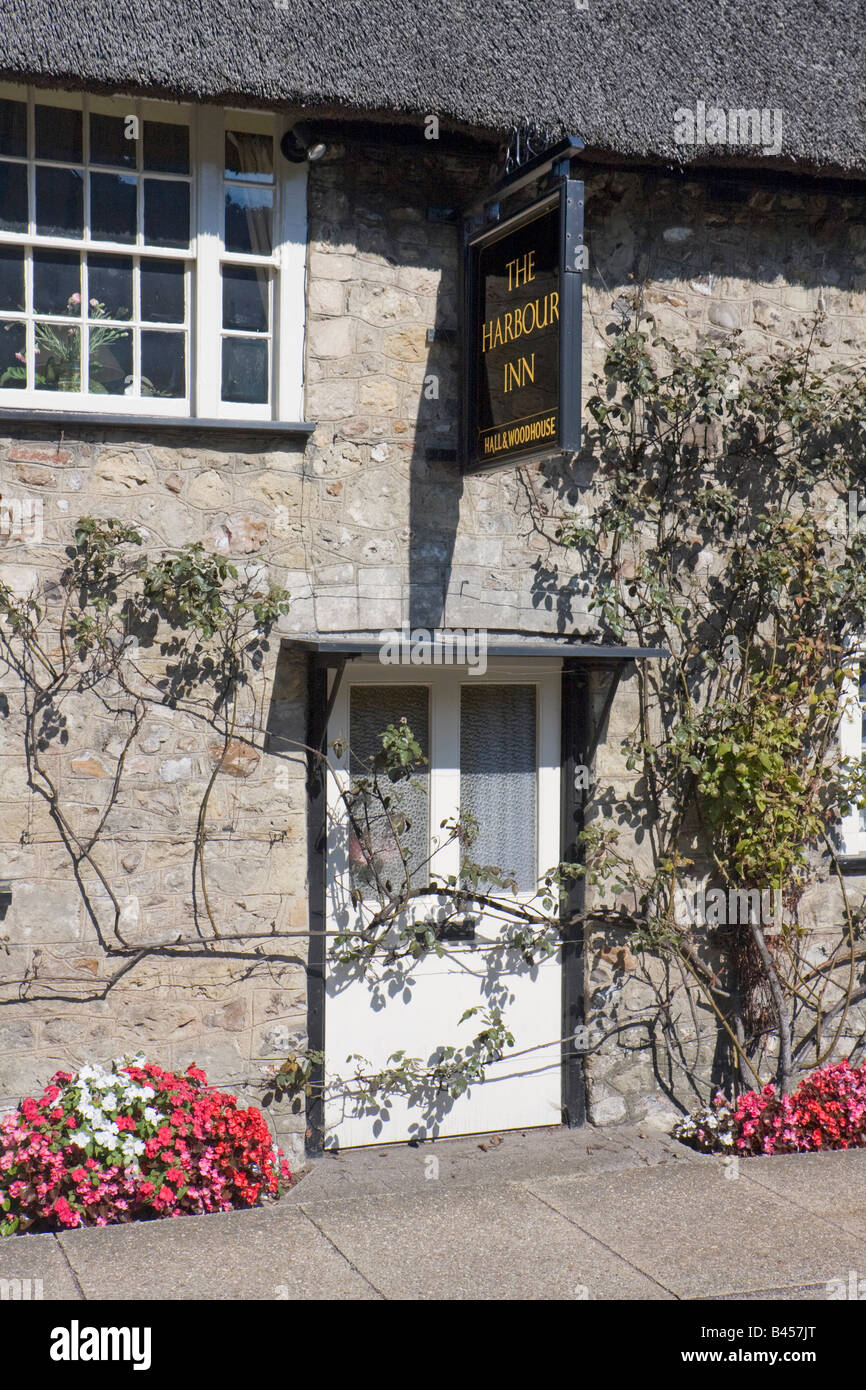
[836,854,866,874]
[0,407,316,438]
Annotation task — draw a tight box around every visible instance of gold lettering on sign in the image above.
[481,291,559,355]
[505,250,536,289]
[504,352,536,393]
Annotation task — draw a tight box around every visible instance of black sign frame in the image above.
[461,178,584,474]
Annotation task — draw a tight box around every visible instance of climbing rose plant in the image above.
[0,1056,292,1235]
[674,1059,866,1155]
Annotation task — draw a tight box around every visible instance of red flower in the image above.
[52,1196,79,1228]
[1,1058,291,1234]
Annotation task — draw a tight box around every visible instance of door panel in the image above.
[324,661,562,1148]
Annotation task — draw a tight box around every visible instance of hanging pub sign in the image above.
[463,179,584,473]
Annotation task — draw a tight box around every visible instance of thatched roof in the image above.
[0,0,861,176]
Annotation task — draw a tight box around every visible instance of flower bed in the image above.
[673,1058,866,1155]
[0,1056,292,1234]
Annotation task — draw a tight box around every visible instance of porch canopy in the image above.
[293,634,668,663]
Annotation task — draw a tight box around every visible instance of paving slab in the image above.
[58,1203,376,1301]
[736,1149,866,1244]
[300,1182,672,1300]
[0,1230,82,1300]
[295,1122,702,1204]
[525,1164,866,1299]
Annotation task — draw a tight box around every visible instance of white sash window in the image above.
[0,84,306,420]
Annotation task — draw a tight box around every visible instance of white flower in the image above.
[143,1107,159,1125]
[100,1092,118,1112]
[127,1084,155,1103]
[70,1130,91,1148]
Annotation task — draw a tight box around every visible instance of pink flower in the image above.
[53,1196,79,1228]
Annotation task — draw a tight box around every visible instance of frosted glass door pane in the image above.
[348,686,430,894]
[460,685,537,892]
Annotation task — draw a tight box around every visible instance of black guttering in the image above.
[304,652,339,1157]
[561,659,587,1127]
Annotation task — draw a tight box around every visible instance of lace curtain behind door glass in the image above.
[460,684,537,892]
[348,686,430,895]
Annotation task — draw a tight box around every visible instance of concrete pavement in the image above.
[3,1123,866,1300]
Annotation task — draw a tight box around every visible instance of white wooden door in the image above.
[324,658,562,1148]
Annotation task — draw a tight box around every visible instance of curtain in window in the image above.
[460,685,537,892]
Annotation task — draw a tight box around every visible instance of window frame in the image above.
[0,84,307,422]
[838,653,866,856]
[327,658,562,906]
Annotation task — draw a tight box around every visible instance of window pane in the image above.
[35,104,82,163]
[87,254,133,321]
[348,686,430,892]
[88,322,132,395]
[0,161,27,233]
[222,265,268,332]
[33,249,81,316]
[89,112,137,168]
[36,166,83,237]
[225,131,273,182]
[0,321,26,388]
[143,121,189,174]
[221,336,268,404]
[225,186,272,255]
[90,171,137,243]
[140,258,185,323]
[460,685,537,892]
[35,322,80,391]
[143,179,190,248]
[141,330,185,397]
[0,98,26,158]
[0,246,24,312]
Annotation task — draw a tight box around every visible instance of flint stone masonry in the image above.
[0,133,864,1144]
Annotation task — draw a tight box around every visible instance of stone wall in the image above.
[576,165,866,1125]
[1,128,865,1144]
[0,429,311,1160]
